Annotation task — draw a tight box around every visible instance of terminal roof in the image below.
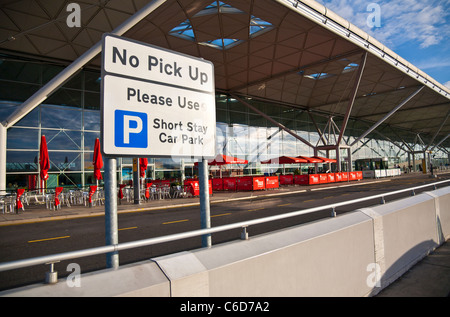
[0,0,449,148]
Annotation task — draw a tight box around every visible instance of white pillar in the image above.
[0,124,6,194]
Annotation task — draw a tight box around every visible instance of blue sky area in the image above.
[315,0,450,89]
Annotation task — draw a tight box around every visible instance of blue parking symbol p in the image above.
[115,110,148,148]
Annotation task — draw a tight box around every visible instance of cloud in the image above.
[445,81,450,89]
[316,0,450,49]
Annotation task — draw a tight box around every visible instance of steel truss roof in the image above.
[0,0,449,149]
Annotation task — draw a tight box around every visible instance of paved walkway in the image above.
[376,240,450,297]
[1,172,449,297]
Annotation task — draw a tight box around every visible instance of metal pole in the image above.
[350,86,424,147]
[337,52,367,146]
[104,157,119,269]
[0,125,6,195]
[199,158,211,248]
[133,158,140,204]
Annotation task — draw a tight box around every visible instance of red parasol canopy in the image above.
[196,154,248,166]
[312,156,337,163]
[296,156,323,163]
[261,156,307,164]
[16,188,25,211]
[54,187,63,207]
[139,158,148,177]
[93,138,103,180]
[89,185,97,204]
[39,135,50,181]
[118,184,126,199]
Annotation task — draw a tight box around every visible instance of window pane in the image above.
[84,92,100,110]
[0,81,40,103]
[48,152,81,172]
[6,151,38,172]
[46,88,81,108]
[84,71,101,92]
[84,110,100,131]
[0,60,41,84]
[84,131,100,151]
[41,106,81,129]
[7,127,38,149]
[43,129,81,150]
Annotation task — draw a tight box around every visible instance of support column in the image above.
[313,147,319,173]
[347,147,353,172]
[350,86,424,147]
[133,158,140,204]
[337,52,367,146]
[407,152,411,172]
[336,146,341,172]
[0,125,6,194]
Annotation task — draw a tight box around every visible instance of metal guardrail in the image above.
[0,179,449,275]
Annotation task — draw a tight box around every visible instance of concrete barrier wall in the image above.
[2,187,450,297]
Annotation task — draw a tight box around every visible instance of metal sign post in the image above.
[104,157,119,269]
[101,34,215,267]
[198,158,211,247]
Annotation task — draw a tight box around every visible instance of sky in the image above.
[315,0,450,89]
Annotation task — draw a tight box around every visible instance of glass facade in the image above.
[0,55,448,190]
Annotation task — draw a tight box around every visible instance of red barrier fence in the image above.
[293,172,362,185]
[209,172,362,192]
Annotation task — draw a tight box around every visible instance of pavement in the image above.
[1,171,449,297]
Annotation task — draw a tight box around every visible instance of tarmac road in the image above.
[0,172,449,291]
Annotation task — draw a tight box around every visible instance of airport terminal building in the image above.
[0,0,449,190]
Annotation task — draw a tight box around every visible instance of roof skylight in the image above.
[304,72,335,80]
[195,1,244,16]
[169,1,273,50]
[169,20,195,41]
[343,63,359,73]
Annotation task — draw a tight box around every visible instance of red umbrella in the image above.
[196,154,248,166]
[261,156,307,164]
[212,154,248,165]
[89,185,97,204]
[54,187,63,208]
[139,158,148,178]
[16,188,25,211]
[93,138,103,180]
[118,184,126,199]
[39,135,50,189]
[312,156,337,163]
[296,156,323,163]
[195,154,248,178]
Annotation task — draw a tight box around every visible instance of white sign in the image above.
[101,34,216,158]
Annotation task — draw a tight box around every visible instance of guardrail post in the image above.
[241,226,249,240]
[331,207,336,217]
[45,261,60,284]
[380,196,385,204]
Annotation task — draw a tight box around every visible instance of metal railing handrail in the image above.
[0,179,449,274]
